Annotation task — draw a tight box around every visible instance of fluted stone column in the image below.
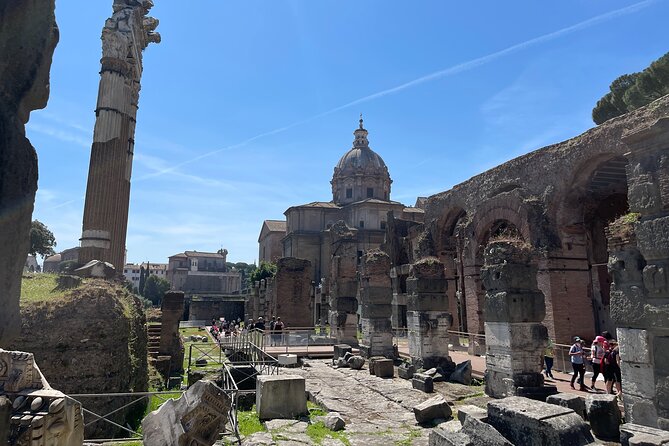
[406,258,453,369]
[482,241,552,399]
[609,118,669,430]
[359,250,394,358]
[79,0,160,271]
[328,222,359,346]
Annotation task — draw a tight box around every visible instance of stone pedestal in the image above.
[328,222,360,346]
[609,118,669,430]
[0,350,84,446]
[482,241,553,399]
[256,375,307,420]
[359,250,394,358]
[406,258,452,369]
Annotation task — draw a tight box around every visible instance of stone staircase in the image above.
[148,321,162,358]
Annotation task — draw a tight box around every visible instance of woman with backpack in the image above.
[603,339,622,397]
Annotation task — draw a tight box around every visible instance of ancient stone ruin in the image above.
[358,250,394,358]
[406,258,453,370]
[269,257,313,327]
[0,0,58,346]
[142,380,231,446]
[0,349,84,446]
[609,117,669,430]
[79,0,160,271]
[328,221,360,345]
[481,240,555,400]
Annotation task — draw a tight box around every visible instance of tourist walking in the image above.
[570,336,587,391]
[603,339,623,397]
[269,316,277,346]
[589,336,606,390]
[274,316,284,345]
[544,338,555,379]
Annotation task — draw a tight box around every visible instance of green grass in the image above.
[305,422,350,445]
[237,409,266,437]
[20,273,72,305]
[148,392,181,412]
[180,327,222,372]
[395,428,421,446]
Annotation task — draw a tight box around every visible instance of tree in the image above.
[143,274,171,306]
[593,51,669,124]
[29,220,56,259]
[249,261,276,285]
[138,265,147,296]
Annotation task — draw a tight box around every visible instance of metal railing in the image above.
[258,327,337,356]
[66,391,182,443]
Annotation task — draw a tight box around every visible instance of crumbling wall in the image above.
[9,279,148,438]
[0,0,58,346]
[401,94,669,344]
[270,257,312,327]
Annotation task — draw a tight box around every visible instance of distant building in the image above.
[167,250,242,295]
[42,247,80,273]
[258,220,286,263]
[279,118,424,283]
[123,262,168,286]
[25,255,39,272]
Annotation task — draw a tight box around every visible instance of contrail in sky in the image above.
[138,0,655,180]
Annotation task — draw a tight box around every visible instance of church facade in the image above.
[278,118,423,285]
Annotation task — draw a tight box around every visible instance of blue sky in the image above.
[28,0,668,265]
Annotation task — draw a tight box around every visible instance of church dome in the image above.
[331,116,392,205]
[336,144,387,171]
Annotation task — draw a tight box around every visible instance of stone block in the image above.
[406,277,448,295]
[546,393,586,420]
[398,362,415,379]
[368,356,385,375]
[406,292,449,311]
[586,394,622,441]
[484,322,548,350]
[429,428,472,446]
[278,354,297,366]
[413,395,452,424]
[360,303,392,318]
[374,359,394,378]
[347,355,365,370]
[618,328,652,364]
[621,362,656,398]
[412,373,434,393]
[143,380,231,446]
[625,394,660,428]
[461,416,513,446]
[323,412,345,431]
[256,375,307,420]
[456,405,487,425]
[449,360,472,385]
[515,384,558,402]
[484,291,546,323]
[481,263,537,292]
[620,423,669,446]
[487,396,594,446]
[333,344,352,361]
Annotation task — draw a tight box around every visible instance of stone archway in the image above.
[556,155,629,339]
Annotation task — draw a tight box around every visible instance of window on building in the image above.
[380,221,386,230]
[359,220,364,228]
[367,187,373,198]
[346,188,353,199]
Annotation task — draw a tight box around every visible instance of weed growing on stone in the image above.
[237,409,266,437]
[305,421,351,445]
[394,427,422,446]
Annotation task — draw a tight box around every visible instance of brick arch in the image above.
[554,152,629,232]
[472,195,531,248]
